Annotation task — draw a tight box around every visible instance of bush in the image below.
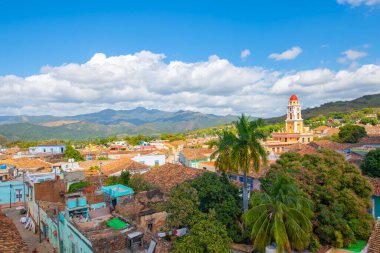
[361,148,380,178]
[68,181,91,193]
[338,125,366,143]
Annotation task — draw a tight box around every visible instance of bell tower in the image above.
[285,94,304,133]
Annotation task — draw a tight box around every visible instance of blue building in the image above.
[0,181,26,205]
[102,184,134,207]
[29,144,66,155]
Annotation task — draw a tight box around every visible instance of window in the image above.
[302,138,305,143]
[285,138,287,142]
[308,138,310,142]
[154,160,159,166]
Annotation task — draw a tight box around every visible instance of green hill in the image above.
[266,93,380,124]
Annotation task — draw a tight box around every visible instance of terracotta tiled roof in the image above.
[181,148,214,161]
[368,221,380,253]
[364,125,380,136]
[309,140,350,151]
[82,158,149,176]
[357,136,380,145]
[325,128,340,136]
[367,177,380,196]
[1,158,52,171]
[0,212,29,252]
[285,143,318,155]
[142,163,203,192]
[313,126,329,132]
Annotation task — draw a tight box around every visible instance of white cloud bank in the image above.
[0,50,380,118]
[269,47,302,61]
[337,0,380,6]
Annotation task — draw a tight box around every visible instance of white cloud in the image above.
[240,49,251,60]
[0,50,379,118]
[337,49,368,64]
[337,0,380,6]
[268,47,302,61]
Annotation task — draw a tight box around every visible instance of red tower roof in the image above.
[289,94,298,101]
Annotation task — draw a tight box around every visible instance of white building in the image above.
[52,160,81,173]
[131,153,166,167]
[29,144,66,155]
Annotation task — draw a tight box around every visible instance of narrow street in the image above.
[2,208,55,253]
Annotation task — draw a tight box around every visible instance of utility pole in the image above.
[54,206,62,253]
[9,183,12,208]
[37,201,41,243]
[99,162,103,187]
[22,170,26,209]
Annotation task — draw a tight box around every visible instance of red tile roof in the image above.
[309,140,350,151]
[181,148,214,161]
[368,221,380,253]
[0,212,29,252]
[142,163,203,192]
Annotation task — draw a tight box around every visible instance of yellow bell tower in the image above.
[285,94,304,134]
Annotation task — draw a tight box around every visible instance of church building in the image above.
[264,94,313,154]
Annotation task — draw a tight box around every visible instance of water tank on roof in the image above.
[0,164,6,169]
[266,245,277,253]
[77,197,87,207]
[67,199,77,209]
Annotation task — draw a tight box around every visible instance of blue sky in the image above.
[0,0,379,117]
[1,0,379,76]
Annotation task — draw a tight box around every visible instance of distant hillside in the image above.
[266,93,380,124]
[0,108,237,141]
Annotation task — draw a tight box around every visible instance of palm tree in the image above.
[244,175,313,253]
[210,115,267,212]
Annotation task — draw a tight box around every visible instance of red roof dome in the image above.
[289,94,298,101]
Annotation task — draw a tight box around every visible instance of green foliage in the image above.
[338,124,367,143]
[128,174,157,192]
[93,136,117,146]
[105,171,130,186]
[361,148,380,177]
[64,145,84,161]
[124,134,154,146]
[6,140,39,148]
[210,115,268,213]
[264,150,373,247]
[160,133,186,142]
[190,172,243,242]
[360,117,378,126]
[68,181,91,193]
[172,213,232,253]
[105,176,119,186]
[165,183,201,228]
[97,156,110,160]
[305,116,327,129]
[309,235,321,253]
[245,175,313,253]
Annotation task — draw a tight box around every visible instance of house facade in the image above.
[29,144,66,155]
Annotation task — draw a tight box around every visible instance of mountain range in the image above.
[0,93,379,141]
[0,107,237,140]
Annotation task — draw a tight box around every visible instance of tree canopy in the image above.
[172,213,232,253]
[361,148,380,178]
[245,175,313,253]
[190,172,243,242]
[263,150,373,247]
[210,115,267,212]
[337,124,367,143]
[64,145,84,161]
